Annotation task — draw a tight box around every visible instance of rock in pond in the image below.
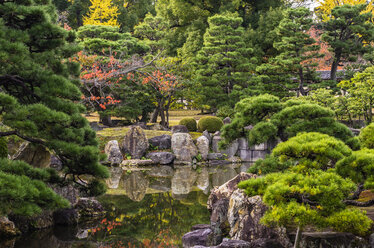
[196,136,209,160]
[104,140,123,166]
[171,125,189,133]
[53,208,78,226]
[75,198,105,218]
[172,166,197,195]
[182,228,215,248]
[146,152,175,165]
[121,126,149,159]
[0,216,20,237]
[171,133,198,162]
[148,134,171,150]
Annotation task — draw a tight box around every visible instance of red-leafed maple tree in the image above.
[77,50,157,125]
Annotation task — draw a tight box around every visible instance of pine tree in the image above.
[195,12,255,110]
[0,0,109,215]
[321,4,374,81]
[83,0,119,26]
[255,7,321,97]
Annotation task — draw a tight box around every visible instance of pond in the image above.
[2,163,252,248]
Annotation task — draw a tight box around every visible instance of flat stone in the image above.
[146,152,175,165]
[191,224,211,231]
[121,159,153,166]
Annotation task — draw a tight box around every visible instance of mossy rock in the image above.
[179,117,197,132]
[197,116,224,133]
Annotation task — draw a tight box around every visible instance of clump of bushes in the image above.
[179,117,197,131]
[0,137,7,158]
[198,116,224,132]
[359,123,374,149]
[216,105,235,119]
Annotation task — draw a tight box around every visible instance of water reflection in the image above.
[2,163,251,248]
[108,163,252,201]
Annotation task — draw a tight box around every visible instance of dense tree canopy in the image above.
[0,0,109,213]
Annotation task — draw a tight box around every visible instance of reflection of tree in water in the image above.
[97,191,209,247]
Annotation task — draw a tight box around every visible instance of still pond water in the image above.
[2,163,251,248]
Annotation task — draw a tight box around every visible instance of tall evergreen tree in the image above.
[256,7,321,97]
[194,12,255,110]
[321,4,374,81]
[0,0,109,212]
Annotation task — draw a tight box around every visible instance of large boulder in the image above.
[104,140,123,166]
[121,126,149,159]
[171,133,198,162]
[50,183,80,205]
[148,134,171,150]
[228,191,277,242]
[196,136,210,160]
[207,172,292,247]
[146,152,175,165]
[207,172,256,210]
[171,125,189,133]
[182,228,215,248]
[12,142,51,168]
[0,216,20,237]
[9,210,54,233]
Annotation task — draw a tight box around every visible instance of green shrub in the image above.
[359,123,374,149]
[179,117,197,131]
[216,105,234,119]
[0,137,7,158]
[197,116,224,132]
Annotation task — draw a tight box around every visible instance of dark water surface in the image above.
[2,163,251,248]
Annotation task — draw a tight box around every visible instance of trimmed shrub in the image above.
[360,123,374,149]
[0,137,7,158]
[179,117,197,131]
[198,116,224,132]
[216,105,234,119]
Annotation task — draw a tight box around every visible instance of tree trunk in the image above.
[150,107,159,123]
[159,107,166,126]
[100,114,112,127]
[330,51,341,81]
[293,226,302,248]
[298,68,306,96]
